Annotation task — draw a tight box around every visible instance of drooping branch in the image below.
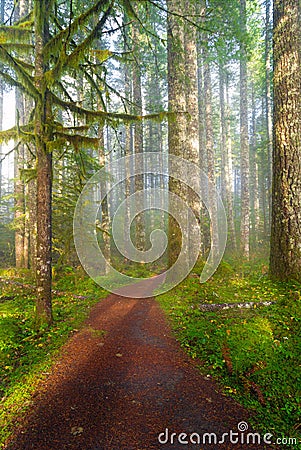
[50,91,168,124]
[0,124,34,144]
[0,70,36,98]
[0,43,33,52]
[0,45,39,99]
[0,25,32,41]
[45,4,113,85]
[54,132,100,150]
[43,0,113,61]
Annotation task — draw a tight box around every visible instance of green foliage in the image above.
[0,26,32,43]
[0,225,14,268]
[0,268,108,446]
[157,259,301,444]
[52,147,101,268]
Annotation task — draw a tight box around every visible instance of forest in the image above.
[0,0,300,448]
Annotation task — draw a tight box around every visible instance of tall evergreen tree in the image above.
[270,0,301,281]
[239,0,250,258]
[184,0,200,264]
[0,0,157,326]
[167,0,187,274]
[0,0,3,202]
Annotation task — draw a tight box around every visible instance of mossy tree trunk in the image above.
[34,0,53,327]
[167,0,187,274]
[270,0,301,282]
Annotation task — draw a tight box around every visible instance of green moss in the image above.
[157,258,301,444]
[0,269,108,446]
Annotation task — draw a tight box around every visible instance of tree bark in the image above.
[34,0,53,327]
[239,0,250,258]
[14,0,29,269]
[98,125,110,273]
[184,0,200,265]
[270,0,301,281]
[0,0,3,203]
[265,0,273,230]
[197,17,210,256]
[220,65,236,251]
[27,169,37,271]
[250,83,260,247]
[132,18,145,253]
[167,0,187,274]
[14,90,27,268]
[204,40,218,260]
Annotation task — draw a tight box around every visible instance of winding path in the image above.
[5,277,272,449]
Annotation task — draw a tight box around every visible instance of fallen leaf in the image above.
[71,426,83,436]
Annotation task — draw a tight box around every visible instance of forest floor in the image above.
[2,275,275,450]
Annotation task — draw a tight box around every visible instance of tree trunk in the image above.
[265,0,273,231]
[14,91,26,269]
[132,18,145,253]
[124,21,132,259]
[14,0,29,269]
[184,0,200,265]
[27,171,37,271]
[204,42,218,260]
[270,0,301,281]
[239,0,250,258]
[197,29,210,256]
[0,0,3,203]
[220,65,236,251]
[167,0,187,274]
[34,0,53,327]
[250,83,260,247]
[98,125,110,273]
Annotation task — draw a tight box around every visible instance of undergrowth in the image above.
[157,257,301,448]
[1,260,301,448]
[0,267,107,447]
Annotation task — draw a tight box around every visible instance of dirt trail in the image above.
[5,277,273,450]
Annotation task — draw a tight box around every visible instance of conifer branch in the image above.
[0,70,35,98]
[0,25,32,41]
[43,0,113,61]
[45,4,113,85]
[0,46,39,99]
